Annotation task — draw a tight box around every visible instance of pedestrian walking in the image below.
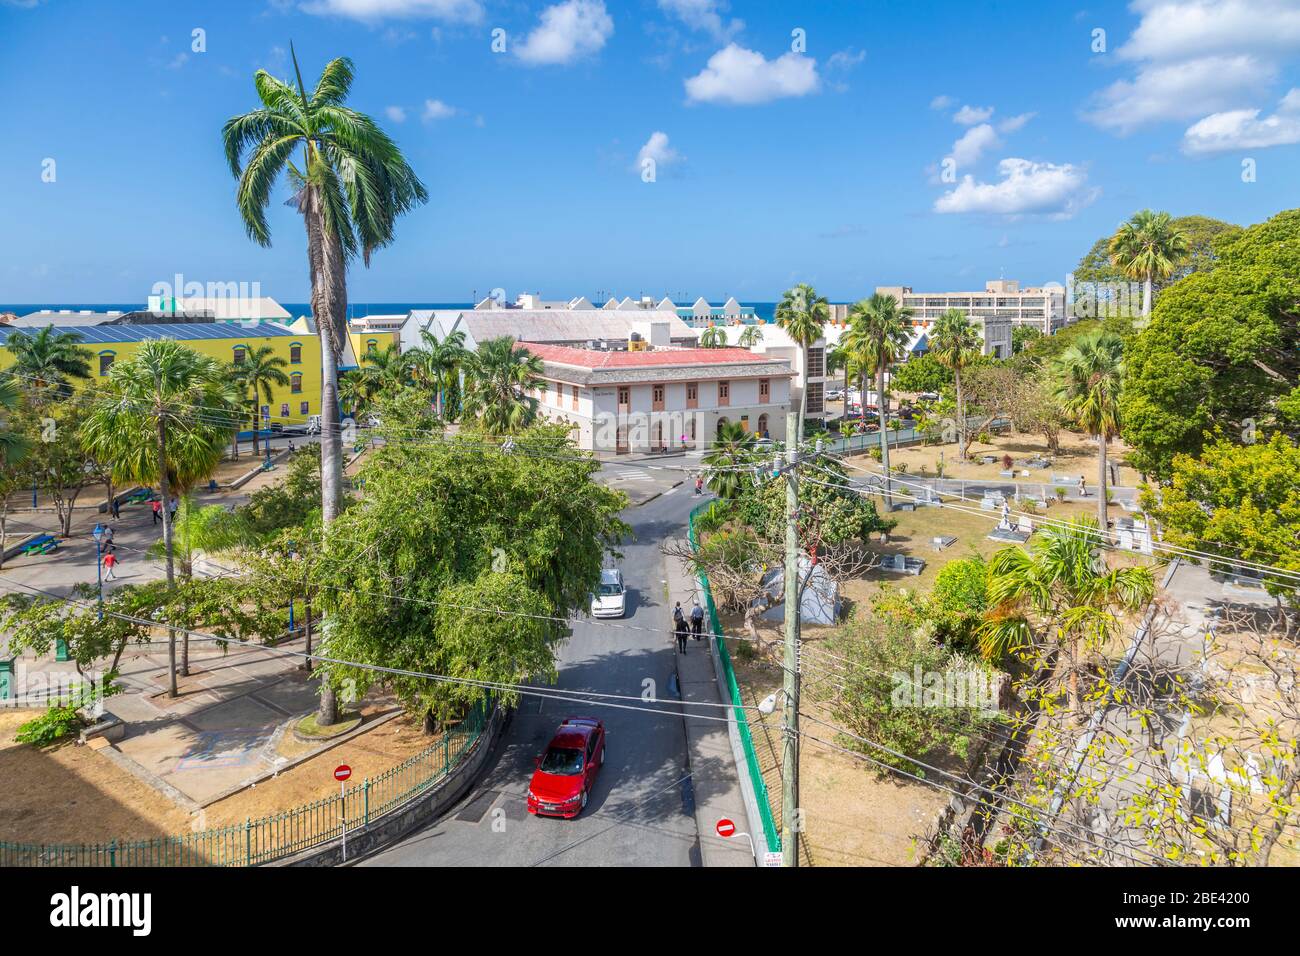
[110,497,121,520]
[1078,477,1087,497]
[168,496,179,518]
[674,617,689,655]
[151,499,161,525]
[694,475,704,496]
[690,599,704,640]
[102,526,115,549]
[673,601,684,628]
[102,550,118,581]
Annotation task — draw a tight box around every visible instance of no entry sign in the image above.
[334,764,352,782]
[716,818,736,838]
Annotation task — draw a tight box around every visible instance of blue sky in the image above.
[2,0,1299,304]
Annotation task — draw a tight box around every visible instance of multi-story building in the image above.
[876,279,1066,338]
[0,321,321,425]
[524,343,794,454]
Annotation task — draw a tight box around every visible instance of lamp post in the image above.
[92,523,104,621]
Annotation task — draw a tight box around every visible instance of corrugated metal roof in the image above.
[0,322,301,345]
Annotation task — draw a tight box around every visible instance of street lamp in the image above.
[91,523,104,620]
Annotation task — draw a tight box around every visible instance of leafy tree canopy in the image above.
[1073,214,1242,287]
[890,353,953,394]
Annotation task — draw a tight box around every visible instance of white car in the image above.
[590,569,626,618]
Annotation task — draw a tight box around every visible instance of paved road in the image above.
[363,483,708,867]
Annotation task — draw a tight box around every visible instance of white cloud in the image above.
[298,0,483,22]
[422,98,457,120]
[953,104,994,125]
[634,131,681,172]
[930,94,954,110]
[1085,54,1271,133]
[948,123,1000,167]
[1118,0,1300,62]
[1182,87,1300,153]
[684,44,819,105]
[385,105,407,122]
[515,0,614,66]
[657,0,742,42]
[998,111,1035,133]
[934,158,1098,218]
[826,48,866,71]
[1086,1,1300,134]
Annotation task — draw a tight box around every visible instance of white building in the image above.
[875,280,1065,337]
[524,343,794,454]
[408,308,697,354]
[691,323,839,420]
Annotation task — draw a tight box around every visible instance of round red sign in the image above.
[334,764,352,782]
[716,818,736,838]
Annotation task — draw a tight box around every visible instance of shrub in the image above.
[926,557,989,654]
[1002,454,1013,470]
[1055,486,1068,500]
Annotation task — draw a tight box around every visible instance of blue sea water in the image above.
[3,301,780,322]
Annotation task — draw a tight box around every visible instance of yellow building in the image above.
[0,321,322,426]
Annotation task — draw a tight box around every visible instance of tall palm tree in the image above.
[929,308,983,461]
[775,283,830,443]
[699,326,728,348]
[849,294,912,509]
[1054,331,1125,537]
[3,326,92,401]
[80,340,240,697]
[978,518,1154,714]
[1108,209,1189,320]
[223,48,428,534]
[147,496,254,675]
[359,342,411,398]
[462,336,544,435]
[702,421,758,499]
[737,325,763,349]
[233,344,290,457]
[336,369,372,419]
[407,328,467,418]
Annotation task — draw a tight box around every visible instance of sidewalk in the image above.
[666,546,757,867]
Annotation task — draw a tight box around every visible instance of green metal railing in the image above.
[688,502,781,855]
[0,700,489,867]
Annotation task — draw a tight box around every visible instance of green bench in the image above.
[20,534,59,555]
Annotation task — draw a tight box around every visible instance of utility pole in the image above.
[781,409,801,867]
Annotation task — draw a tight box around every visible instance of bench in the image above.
[20,534,59,555]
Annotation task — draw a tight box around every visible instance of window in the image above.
[280,403,289,418]
[740,415,750,432]
[571,385,579,411]
[300,401,310,416]
[718,381,730,407]
[806,381,824,415]
[291,373,303,394]
[98,352,115,376]
[290,343,302,364]
[759,378,770,403]
[806,347,824,378]
[233,346,246,365]
[686,382,698,409]
[652,384,665,411]
[617,386,630,409]
[367,340,378,354]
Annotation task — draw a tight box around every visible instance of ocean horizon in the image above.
[1,301,782,323]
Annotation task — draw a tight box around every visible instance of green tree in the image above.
[737,324,763,348]
[1120,208,1300,479]
[0,378,33,569]
[80,340,240,697]
[849,293,912,509]
[359,342,411,398]
[232,344,289,457]
[1054,331,1125,535]
[1073,214,1239,291]
[462,336,544,435]
[407,328,468,418]
[239,444,325,537]
[927,556,989,652]
[978,519,1155,714]
[929,308,983,460]
[1144,432,1300,604]
[1011,325,1042,354]
[223,47,428,537]
[2,326,92,401]
[699,326,728,348]
[889,353,952,394]
[1108,209,1189,320]
[337,368,371,418]
[775,283,830,442]
[147,495,254,674]
[702,420,758,499]
[22,394,104,536]
[314,424,629,730]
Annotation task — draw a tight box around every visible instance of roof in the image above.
[523,342,794,386]
[0,321,301,345]
[447,309,695,344]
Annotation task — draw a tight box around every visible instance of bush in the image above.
[16,703,88,747]
[1055,486,1068,500]
[926,557,989,654]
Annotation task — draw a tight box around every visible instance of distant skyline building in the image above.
[875,279,1067,336]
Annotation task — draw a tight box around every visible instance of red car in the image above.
[527,717,606,819]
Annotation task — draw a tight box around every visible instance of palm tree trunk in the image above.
[877,362,891,510]
[797,344,809,445]
[157,420,178,697]
[1142,276,1152,320]
[857,368,866,426]
[300,593,313,671]
[955,366,967,460]
[1097,435,1109,542]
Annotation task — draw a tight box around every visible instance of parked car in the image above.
[826,387,844,401]
[590,568,626,618]
[527,717,606,818]
[918,391,941,403]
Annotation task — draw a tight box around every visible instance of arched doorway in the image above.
[716,416,730,438]
[757,413,769,439]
